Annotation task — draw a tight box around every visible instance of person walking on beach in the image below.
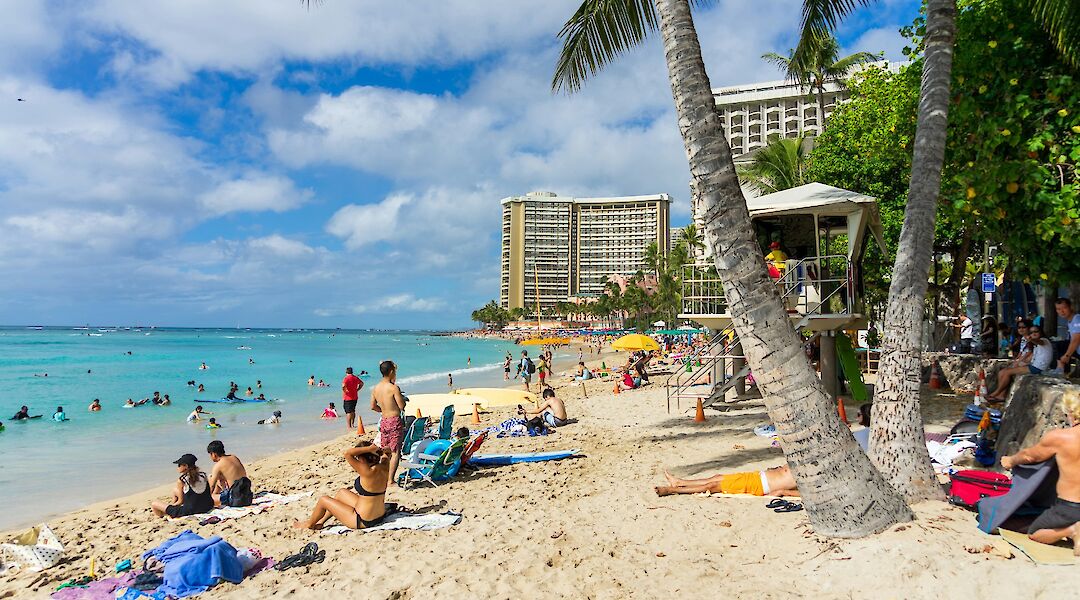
[447,373,453,389]
[1000,390,1080,552]
[151,454,214,519]
[206,440,253,508]
[516,351,535,392]
[371,360,407,486]
[342,366,364,431]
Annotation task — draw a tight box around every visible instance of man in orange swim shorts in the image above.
[654,465,798,497]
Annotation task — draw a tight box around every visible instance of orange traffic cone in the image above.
[837,397,849,424]
[356,418,366,436]
[694,398,706,422]
[416,408,423,419]
[471,403,482,425]
[929,360,942,390]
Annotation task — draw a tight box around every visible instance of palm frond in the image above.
[827,51,879,74]
[1029,0,1080,68]
[552,0,658,93]
[792,0,875,69]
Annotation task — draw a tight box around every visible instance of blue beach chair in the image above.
[436,404,456,440]
[398,437,467,489]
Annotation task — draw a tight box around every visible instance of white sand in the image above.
[3,357,1077,599]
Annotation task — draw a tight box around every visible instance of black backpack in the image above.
[525,358,536,374]
[228,477,253,507]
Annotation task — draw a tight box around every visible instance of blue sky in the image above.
[0,0,920,328]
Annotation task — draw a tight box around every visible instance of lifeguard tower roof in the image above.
[747,182,887,257]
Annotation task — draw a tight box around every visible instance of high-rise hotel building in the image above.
[500,191,671,312]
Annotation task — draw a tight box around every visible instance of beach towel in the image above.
[998,528,1077,565]
[1,523,64,572]
[978,459,1058,534]
[51,572,136,600]
[171,491,311,523]
[322,511,462,535]
[157,535,243,598]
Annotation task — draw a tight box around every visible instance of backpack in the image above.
[228,476,254,507]
[948,470,1011,509]
[525,358,536,374]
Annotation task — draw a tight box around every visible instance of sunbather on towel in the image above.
[292,442,392,530]
[1000,390,1080,552]
[655,465,799,497]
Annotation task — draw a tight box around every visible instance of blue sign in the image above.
[981,273,996,293]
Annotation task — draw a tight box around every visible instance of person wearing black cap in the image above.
[150,453,214,518]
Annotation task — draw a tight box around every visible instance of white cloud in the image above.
[847,26,911,63]
[246,235,316,259]
[198,175,312,216]
[326,194,412,249]
[317,293,445,317]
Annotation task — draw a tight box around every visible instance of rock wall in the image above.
[996,376,1078,457]
[921,352,1010,392]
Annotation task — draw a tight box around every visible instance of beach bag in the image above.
[227,477,253,507]
[1,523,64,571]
[948,470,1011,509]
[525,358,536,375]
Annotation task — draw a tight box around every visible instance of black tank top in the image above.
[181,473,214,514]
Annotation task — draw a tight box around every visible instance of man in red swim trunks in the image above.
[342,367,364,432]
[371,360,407,486]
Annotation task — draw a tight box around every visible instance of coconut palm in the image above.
[554,0,913,537]
[736,135,811,195]
[762,34,877,130]
[679,223,705,259]
[796,0,1079,503]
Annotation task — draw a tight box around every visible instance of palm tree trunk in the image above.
[815,83,827,131]
[654,0,912,537]
[868,0,956,502]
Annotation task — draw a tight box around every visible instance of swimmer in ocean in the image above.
[197,383,205,393]
[200,362,208,370]
[308,375,315,386]
[245,387,254,396]
[53,406,68,422]
[89,399,102,412]
[188,405,212,422]
[206,418,221,429]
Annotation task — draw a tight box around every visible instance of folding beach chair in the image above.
[400,416,429,456]
[459,431,488,473]
[398,438,467,489]
[436,404,456,440]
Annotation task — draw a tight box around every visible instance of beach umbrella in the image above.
[520,337,570,345]
[610,333,660,352]
[652,320,666,327]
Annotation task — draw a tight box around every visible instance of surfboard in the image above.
[467,449,581,466]
[452,388,538,407]
[194,398,270,404]
[404,393,485,417]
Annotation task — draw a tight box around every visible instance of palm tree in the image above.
[643,241,664,278]
[763,33,877,130]
[796,0,1079,503]
[680,223,705,260]
[554,0,913,537]
[736,135,811,195]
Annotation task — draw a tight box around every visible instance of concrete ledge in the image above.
[921,352,1010,391]
[996,376,1078,457]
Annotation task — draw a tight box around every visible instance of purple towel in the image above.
[51,572,136,600]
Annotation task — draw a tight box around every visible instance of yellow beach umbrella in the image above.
[520,337,570,346]
[610,333,660,352]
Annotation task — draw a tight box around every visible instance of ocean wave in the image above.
[397,362,501,387]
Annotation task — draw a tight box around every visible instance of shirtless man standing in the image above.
[655,464,799,498]
[1000,390,1080,553]
[206,440,252,507]
[371,360,407,486]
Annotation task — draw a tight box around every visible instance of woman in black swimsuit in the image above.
[151,453,214,518]
[292,442,391,530]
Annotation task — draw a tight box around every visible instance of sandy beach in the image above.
[4,348,1078,599]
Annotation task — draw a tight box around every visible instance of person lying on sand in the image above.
[151,454,214,518]
[207,440,252,508]
[1000,390,1080,553]
[655,465,799,497]
[292,442,393,530]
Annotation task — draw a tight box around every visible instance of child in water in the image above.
[206,418,221,429]
[322,402,339,419]
[53,406,69,422]
[258,411,282,425]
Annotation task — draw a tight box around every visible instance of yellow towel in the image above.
[999,528,1077,565]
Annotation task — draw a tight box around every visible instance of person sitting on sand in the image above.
[520,388,569,428]
[574,362,593,381]
[206,440,252,508]
[292,442,394,530]
[52,406,68,422]
[206,418,221,429]
[619,369,640,390]
[188,405,211,422]
[655,465,799,498]
[987,325,1053,401]
[258,411,282,425]
[322,402,339,419]
[151,454,214,519]
[89,399,102,412]
[1000,390,1080,553]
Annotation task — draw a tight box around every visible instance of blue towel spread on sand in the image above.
[141,531,243,598]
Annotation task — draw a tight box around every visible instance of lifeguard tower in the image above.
[667,182,886,412]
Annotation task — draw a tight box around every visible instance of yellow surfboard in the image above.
[452,388,538,407]
[404,393,488,418]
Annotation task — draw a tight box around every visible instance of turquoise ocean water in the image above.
[0,327,512,530]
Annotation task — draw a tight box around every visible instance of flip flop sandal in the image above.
[774,503,803,513]
[276,543,325,571]
[765,499,787,509]
[199,516,222,526]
